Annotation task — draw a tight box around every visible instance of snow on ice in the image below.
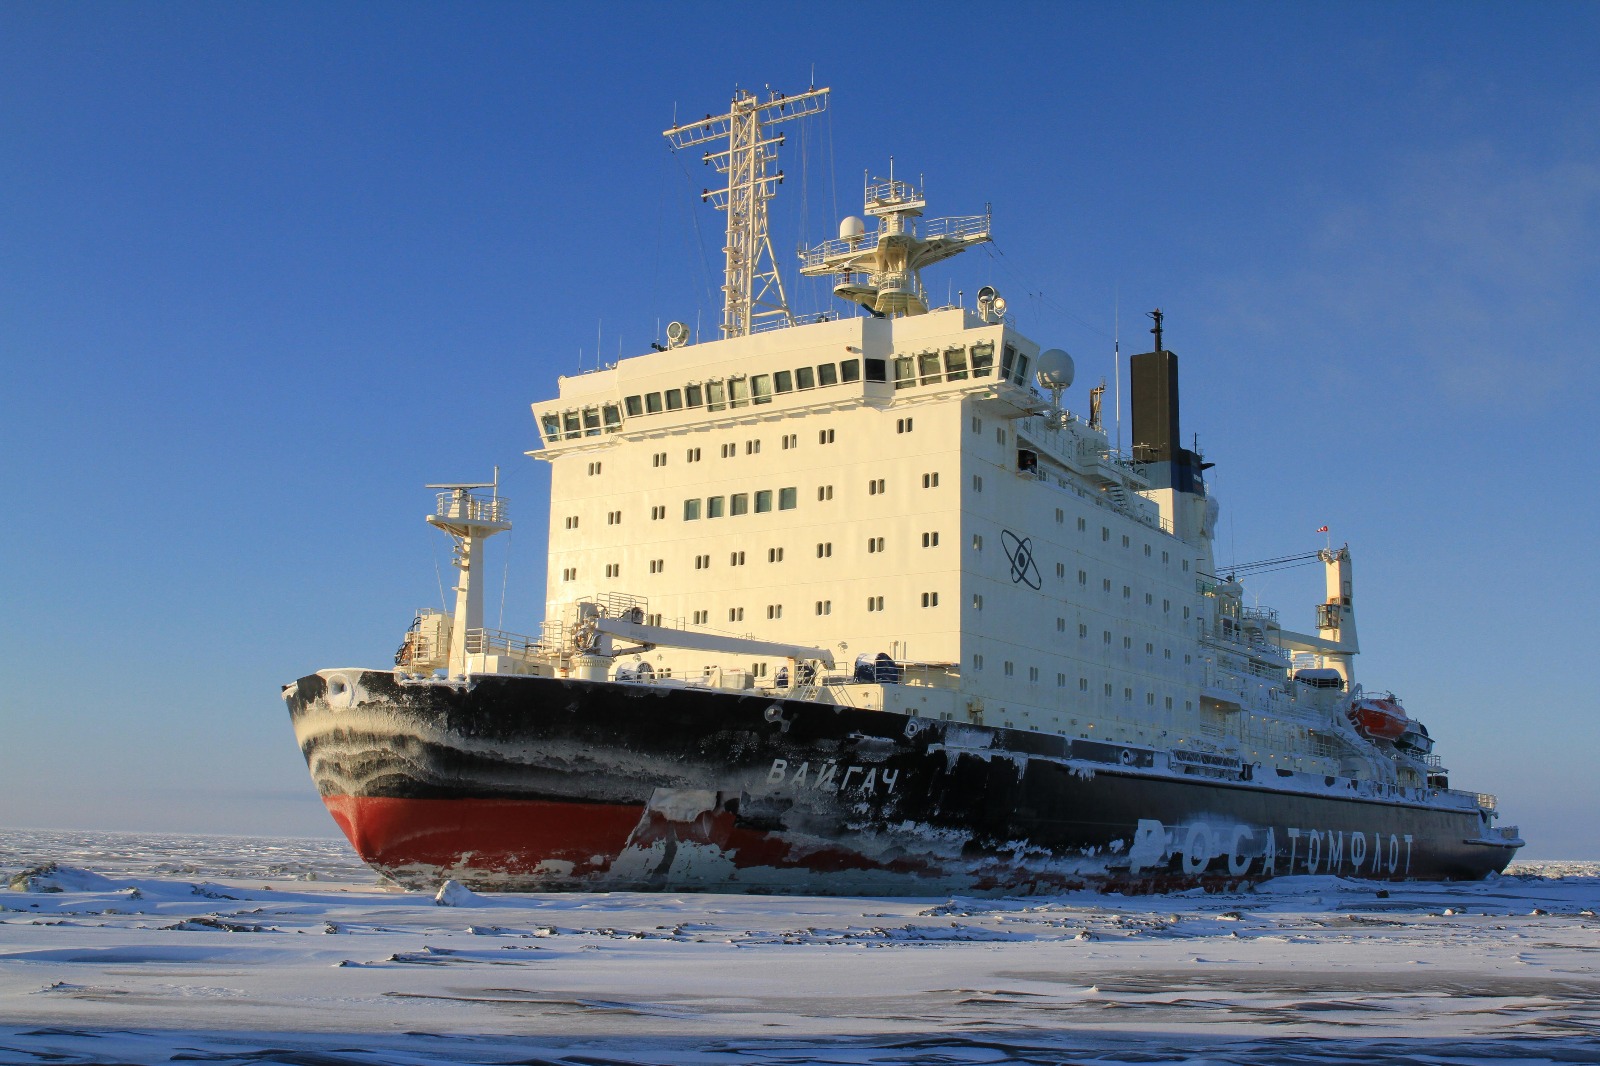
[0,829,1596,1065]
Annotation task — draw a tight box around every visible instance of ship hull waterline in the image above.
[286,669,1518,894]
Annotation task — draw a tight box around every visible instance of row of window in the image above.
[677,473,941,521]
[543,338,1038,447]
[588,595,945,617]
[1052,515,1186,568]
[587,534,948,564]
[891,341,1005,389]
[540,359,884,444]
[683,488,797,520]
[891,342,1033,392]
[967,654,1194,707]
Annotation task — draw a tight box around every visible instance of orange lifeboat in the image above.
[1348,696,1410,740]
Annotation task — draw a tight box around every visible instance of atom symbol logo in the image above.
[1000,530,1041,590]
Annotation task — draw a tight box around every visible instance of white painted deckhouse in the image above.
[524,85,1413,792]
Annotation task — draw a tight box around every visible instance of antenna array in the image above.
[664,86,830,340]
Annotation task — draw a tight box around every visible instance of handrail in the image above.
[923,212,990,241]
[864,177,921,205]
[464,627,541,658]
[800,232,874,269]
[435,492,507,524]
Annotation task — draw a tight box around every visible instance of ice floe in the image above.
[0,828,1596,1064]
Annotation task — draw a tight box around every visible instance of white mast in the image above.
[426,475,510,676]
[664,85,830,339]
[799,167,991,318]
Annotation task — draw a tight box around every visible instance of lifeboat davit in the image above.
[1348,696,1410,740]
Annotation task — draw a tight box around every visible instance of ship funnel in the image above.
[1129,312,1205,496]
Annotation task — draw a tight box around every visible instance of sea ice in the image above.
[0,828,1596,1065]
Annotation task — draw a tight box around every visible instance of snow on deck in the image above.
[1,829,1596,1064]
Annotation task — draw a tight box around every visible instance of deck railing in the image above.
[435,492,506,524]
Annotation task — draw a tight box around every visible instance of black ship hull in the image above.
[284,669,1519,894]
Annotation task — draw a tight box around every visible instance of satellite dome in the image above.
[1035,348,1075,390]
[839,215,866,239]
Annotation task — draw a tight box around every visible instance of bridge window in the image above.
[971,342,994,377]
[893,355,914,388]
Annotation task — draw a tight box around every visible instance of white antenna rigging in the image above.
[664,85,830,339]
[1114,292,1121,455]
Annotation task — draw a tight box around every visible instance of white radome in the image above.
[1036,348,1075,390]
[838,215,866,239]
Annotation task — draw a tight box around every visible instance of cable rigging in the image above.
[1208,550,1323,579]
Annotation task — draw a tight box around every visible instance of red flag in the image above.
[1316,526,1329,533]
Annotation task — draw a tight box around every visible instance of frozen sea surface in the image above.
[2,829,1597,1065]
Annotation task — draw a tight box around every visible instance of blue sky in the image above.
[3,2,1596,858]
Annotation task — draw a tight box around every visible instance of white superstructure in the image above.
[513,85,1436,791]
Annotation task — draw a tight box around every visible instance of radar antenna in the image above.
[800,161,991,318]
[664,85,830,340]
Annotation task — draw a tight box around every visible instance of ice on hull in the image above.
[287,669,1519,894]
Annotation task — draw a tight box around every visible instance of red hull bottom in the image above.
[324,795,647,881]
[322,794,944,892]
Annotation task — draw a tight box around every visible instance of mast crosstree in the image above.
[664,85,830,339]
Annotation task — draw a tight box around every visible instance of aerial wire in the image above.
[827,102,839,238]
[647,138,671,345]
[985,242,1110,339]
[434,548,448,614]
[498,528,512,630]
[1230,492,1237,573]
[672,151,716,314]
[798,111,813,317]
